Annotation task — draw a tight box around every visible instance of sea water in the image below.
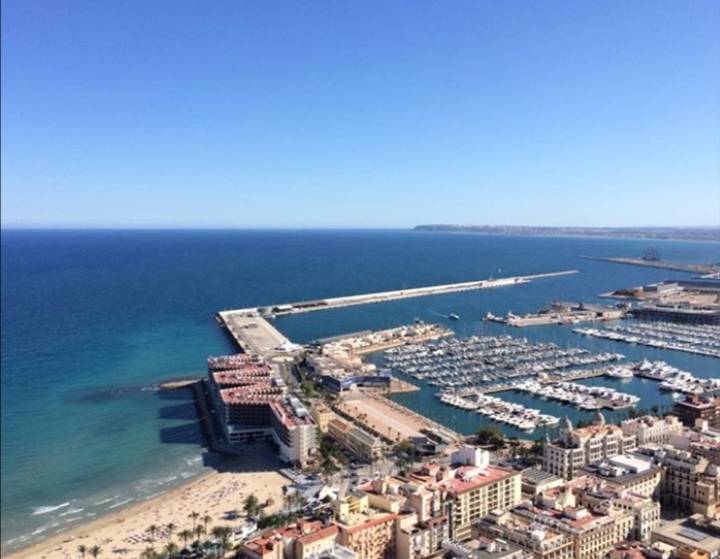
[2,229,718,552]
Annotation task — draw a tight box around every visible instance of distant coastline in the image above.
[413,224,720,243]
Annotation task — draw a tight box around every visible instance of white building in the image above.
[544,414,637,480]
[621,415,683,446]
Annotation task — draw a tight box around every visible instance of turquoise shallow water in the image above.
[1,229,719,553]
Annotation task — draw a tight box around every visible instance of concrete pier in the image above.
[579,255,719,275]
[217,270,577,356]
[231,270,576,317]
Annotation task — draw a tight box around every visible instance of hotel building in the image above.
[208,354,316,465]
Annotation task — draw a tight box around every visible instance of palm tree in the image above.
[147,524,158,542]
[139,546,157,559]
[243,494,260,518]
[77,544,87,558]
[202,514,212,532]
[89,545,102,559]
[188,510,200,529]
[212,526,233,557]
[166,522,176,539]
[194,524,206,544]
[164,541,179,559]
[178,529,193,549]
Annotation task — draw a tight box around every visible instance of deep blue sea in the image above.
[2,229,719,553]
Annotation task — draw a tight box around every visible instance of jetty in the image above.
[579,255,719,275]
[485,301,626,327]
[217,271,578,354]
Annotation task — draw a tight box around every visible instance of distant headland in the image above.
[413,224,720,242]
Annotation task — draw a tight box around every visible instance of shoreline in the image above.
[5,458,290,559]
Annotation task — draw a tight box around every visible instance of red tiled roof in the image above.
[297,524,339,545]
[438,465,517,496]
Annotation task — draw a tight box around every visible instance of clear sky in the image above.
[2,1,719,228]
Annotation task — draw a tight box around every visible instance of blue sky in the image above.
[2,1,719,228]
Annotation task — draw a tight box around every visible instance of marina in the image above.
[381,331,720,432]
[574,320,720,358]
[512,378,639,410]
[383,335,625,388]
[633,360,720,395]
[438,391,560,431]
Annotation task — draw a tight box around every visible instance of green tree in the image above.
[475,426,505,448]
[139,546,157,559]
[391,440,415,473]
[89,545,102,559]
[166,522,176,539]
[187,511,200,529]
[202,514,213,532]
[77,544,87,559]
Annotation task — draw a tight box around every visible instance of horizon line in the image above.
[2,224,720,231]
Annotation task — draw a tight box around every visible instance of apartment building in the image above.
[474,510,573,559]
[241,520,355,559]
[669,426,720,466]
[544,415,637,480]
[443,537,530,559]
[514,503,634,559]
[408,449,522,541]
[659,447,720,516]
[584,454,662,498]
[334,493,397,559]
[327,418,385,462]
[564,481,659,542]
[311,402,337,433]
[396,512,450,559]
[651,514,720,559]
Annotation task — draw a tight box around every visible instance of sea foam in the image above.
[32,502,70,515]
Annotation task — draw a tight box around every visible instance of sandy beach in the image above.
[6,466,290,559]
